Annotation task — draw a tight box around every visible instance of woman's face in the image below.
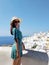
[15,19,20,29]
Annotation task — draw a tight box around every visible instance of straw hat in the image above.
[11,16,22,23]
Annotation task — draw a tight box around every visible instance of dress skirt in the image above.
[11,43,22,60]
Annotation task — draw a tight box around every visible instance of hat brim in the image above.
[11,17,22,22]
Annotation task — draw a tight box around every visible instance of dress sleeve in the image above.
[13,28,18,39]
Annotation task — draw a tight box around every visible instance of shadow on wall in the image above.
[22,49,48,65]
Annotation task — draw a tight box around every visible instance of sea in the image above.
[0,36,28,46]
[0,36,14,46]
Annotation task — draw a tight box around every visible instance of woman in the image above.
[10,16,25,65]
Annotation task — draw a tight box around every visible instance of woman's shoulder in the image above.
[13,28,18,31]
[13,28,22,34]
[12,28,18,34]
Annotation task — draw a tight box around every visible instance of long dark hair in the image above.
[10,20,20,35]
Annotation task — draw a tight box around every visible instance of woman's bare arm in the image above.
[15,40,25,50]
[15,39,19,51]
[15,39,20,57]
[22,42,25,50]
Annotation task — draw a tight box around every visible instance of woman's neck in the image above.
[16,27,20,30]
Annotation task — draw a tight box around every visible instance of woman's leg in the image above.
[12,60,15,65]
[12,59,19,65]
[12,57,21,65]
[18,57,21,65]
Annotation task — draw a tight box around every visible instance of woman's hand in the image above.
[22,42,25,50]
[17,51,20,58]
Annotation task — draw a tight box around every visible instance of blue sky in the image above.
[0,0,49,36]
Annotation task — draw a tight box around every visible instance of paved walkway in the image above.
[0,47,49,65]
